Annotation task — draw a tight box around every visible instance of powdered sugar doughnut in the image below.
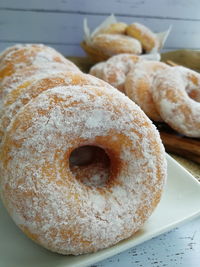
[0,84,167,255]
[90,53,141,92]
[0,44,80,109]
[126,23,159,52]
[92,34,142,56]
[125,60,169,121]
[0,44,79,83]
[152,66,200,137]
[0,72,113,141]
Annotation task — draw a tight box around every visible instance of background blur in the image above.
[0,0,199,56]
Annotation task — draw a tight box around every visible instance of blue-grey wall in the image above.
[0,0,199,55]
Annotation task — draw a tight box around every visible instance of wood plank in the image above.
[158,129,200,164]
[0,0,200,20]
[1,10,200,53]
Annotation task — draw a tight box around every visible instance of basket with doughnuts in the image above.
[81,14,171,62]
[0,44,167,255]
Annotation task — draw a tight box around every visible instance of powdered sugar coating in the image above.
[152,67,200,137]
[89,54,141,92]
[172,66,200,102]
[0,44,78,75]
[0,44,79,109]
[0,71,113,141]
[0,84,167,255]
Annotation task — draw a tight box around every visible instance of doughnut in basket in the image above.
[0,44,167,255]
[81,15,171,62]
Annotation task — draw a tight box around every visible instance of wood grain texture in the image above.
[0,0,200,20]
[160,132,200,164]
[0,0,200,55]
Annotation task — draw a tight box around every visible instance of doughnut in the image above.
[175,66,200,102]
[0,71,113,141]
[0,44,79,82]
[91,33,142,56]
[0,44,80,106]
[124,60,169,121]
[90,53,141,92]
[93,22,127,36]
[126,23,159,52]
[152,66,200,137]
[0,83,167,255]
[0,44,167,255]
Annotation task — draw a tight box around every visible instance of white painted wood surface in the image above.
[0,0,200,55]
[94,217,200,267]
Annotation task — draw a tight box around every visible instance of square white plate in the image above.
[1,154,200,267]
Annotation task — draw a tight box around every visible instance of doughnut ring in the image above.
[0,83,167,255]
[124,60,169,121]
[152,66,200,137]
[126,23,159,52]
[0,44,167,255]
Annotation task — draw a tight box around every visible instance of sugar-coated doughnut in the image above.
[90,53,141,92]
[0,44,79,82]
[92,33,142,56]
[152,66,200,137]
[0,44,79,107]
[0,72,113,141]
[125,60,169,121]
[126,23,159,52]
[0,84,167,255]
[0,44,167,255]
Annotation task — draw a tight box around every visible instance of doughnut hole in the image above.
[69,145,111,187]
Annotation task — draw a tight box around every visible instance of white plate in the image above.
[1,154,200,267]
